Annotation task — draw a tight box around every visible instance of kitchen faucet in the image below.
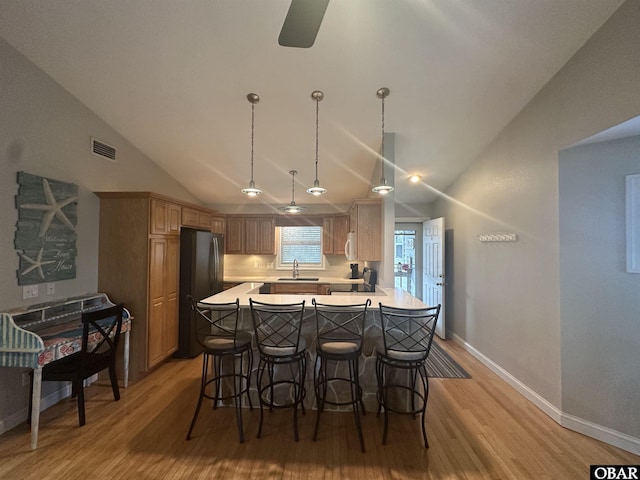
[292,259,299,279]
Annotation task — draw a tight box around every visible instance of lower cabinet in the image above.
[147,237,179,368]
[270,283,330,295]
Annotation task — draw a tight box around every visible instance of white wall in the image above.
[559,135,640,439]
[432,0,640,453]
[0,38,200,432]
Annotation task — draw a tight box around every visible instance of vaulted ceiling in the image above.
[0,0,624,211]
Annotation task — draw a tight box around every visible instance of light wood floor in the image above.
[1,340,637,479]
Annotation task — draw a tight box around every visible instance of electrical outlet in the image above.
[22,285,39,299]
[47,282,55,295]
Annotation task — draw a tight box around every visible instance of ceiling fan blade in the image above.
[278,0,329,48]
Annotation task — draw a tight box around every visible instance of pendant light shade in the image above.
[241,93,263,197]
[372,87,395,195]
[281,170,306,213]
[307,90,327,196]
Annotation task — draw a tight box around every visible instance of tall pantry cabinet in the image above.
[95,192,181,380]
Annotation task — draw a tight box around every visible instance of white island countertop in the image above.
[224,275,363,284]
[202,282,429,309]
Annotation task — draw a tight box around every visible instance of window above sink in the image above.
[276,226,325,270]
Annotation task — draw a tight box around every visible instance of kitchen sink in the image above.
[278,277,319,281]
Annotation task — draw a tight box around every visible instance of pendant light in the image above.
[241,93,262,197]
[281,170,306,213]
[306,90,327,196]
[372,87,395,195]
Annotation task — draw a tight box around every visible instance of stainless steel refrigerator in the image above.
[176,227,224,358]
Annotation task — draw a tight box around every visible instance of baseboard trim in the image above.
[560,412,640,456]
[0,374,98,437]
[451,333,640,456]
[0,384,72,436]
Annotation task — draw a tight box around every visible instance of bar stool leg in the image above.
[186,353,208,440]
[232,354,245,443]
[312,354,326,441]
[349,357,365,452]
[419,365,429,448]
[256,358,266,439]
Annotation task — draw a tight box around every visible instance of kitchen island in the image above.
[223,275,364,295]
[200,282,429,411]
[206,281,427,308]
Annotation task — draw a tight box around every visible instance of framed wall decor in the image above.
[14,171,78,285]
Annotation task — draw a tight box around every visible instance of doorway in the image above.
[394,223,423,299]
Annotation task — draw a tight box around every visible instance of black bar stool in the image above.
[311,299,370,452]
[186,298,253,443]
[375,303,441,448]
[249,298,307,441]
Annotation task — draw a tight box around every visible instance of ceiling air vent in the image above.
[91,137,116,161]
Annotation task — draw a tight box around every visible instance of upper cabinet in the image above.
[150,199,181,235]
[211,215,225,235]
[225,216,276,255]
[322,214,349,255]
[225,217,244,254]
[350,199,382,261]
[182,206,212,231]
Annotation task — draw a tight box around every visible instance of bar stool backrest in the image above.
[378,304,441,362]
[312,299,370,352]
[190,296,242,349]
[249,299,306,357]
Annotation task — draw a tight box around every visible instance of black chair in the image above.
[375,303,441,448]
[30,304,124,427]
[186,298,253,443]
[249,298,306,441]
[311,299,370,452]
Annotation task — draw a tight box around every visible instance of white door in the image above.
[423,217,445,339]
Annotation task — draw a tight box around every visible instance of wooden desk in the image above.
[0,293,132,449]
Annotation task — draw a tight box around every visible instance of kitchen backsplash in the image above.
[224,254,355,278]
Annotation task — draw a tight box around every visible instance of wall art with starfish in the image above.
[14,171,78,285]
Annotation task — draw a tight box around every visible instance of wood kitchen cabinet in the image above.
[95,192,186,380]
[349,199,382,261]
[225,217,244,254]
[147,236,179,367]
[151,198,181,235]
[226,216,275,254]
[322,214,349,255]
[182,206,213,231]
[211,215,225,235]
[271,283,330,294]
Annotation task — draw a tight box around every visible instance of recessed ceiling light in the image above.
[408,174,422,183]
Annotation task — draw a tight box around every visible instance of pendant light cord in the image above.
[315,97,319,181]
[250,101,255,183]
[380,93,385,181]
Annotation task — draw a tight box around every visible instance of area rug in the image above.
[426,341,471,379]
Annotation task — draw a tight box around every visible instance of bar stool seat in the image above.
[186,298,253,443]
[312,299,370,452]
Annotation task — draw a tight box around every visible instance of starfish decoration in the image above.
[20,178,77,237]
[18,248,56,280]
